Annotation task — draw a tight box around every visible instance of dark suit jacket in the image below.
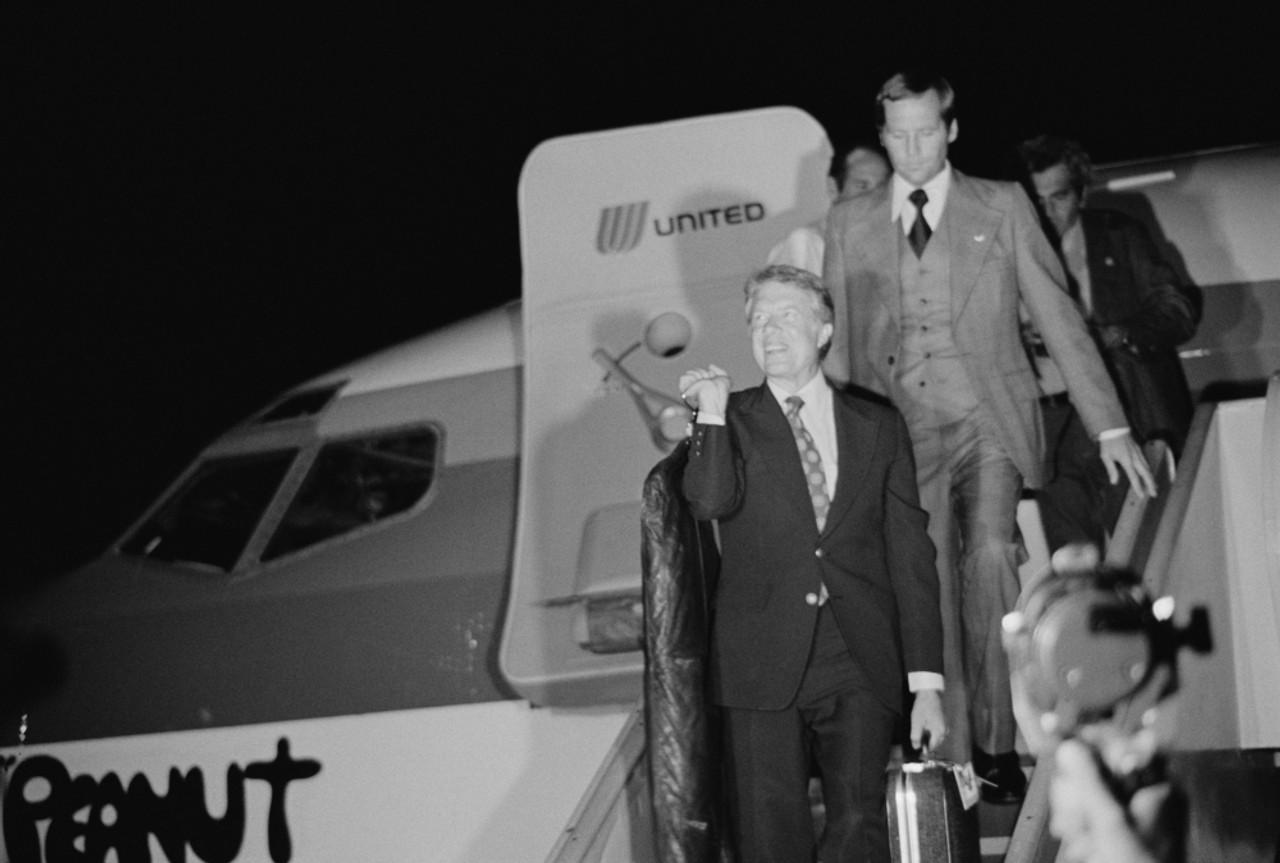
[681,383,943,713]
[823,170,1127,488]
[1079,208,1199,446]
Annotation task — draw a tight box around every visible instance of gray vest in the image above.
[893,212,981,429]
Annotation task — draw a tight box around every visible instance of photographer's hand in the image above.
[1051,738,1173,863]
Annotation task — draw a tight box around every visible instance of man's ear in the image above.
[826,176,840,203]
[819,322,834,352]
[947,119,959,144]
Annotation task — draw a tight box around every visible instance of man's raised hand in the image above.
[679,364,731,416]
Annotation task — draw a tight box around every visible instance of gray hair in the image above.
[743,264,835,360]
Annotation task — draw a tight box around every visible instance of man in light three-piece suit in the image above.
[681,265,945,862]
[822,70,1157,803]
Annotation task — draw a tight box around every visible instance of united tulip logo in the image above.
[596,202,648,255]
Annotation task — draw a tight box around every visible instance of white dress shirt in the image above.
[892,163,952,235]
[1059,219,1093,315]
[765,372,838,500]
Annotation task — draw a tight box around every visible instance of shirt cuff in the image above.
[907,671,944,692]
[695,413,725,426]
[1097,427,1131,441]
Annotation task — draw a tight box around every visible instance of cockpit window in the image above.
[253,383,344,424]
[261,426,439,561]
[121,450,297,571]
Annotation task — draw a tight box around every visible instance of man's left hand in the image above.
[910,689,946,752]
[1098,433,1158,498]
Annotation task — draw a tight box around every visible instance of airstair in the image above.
[550,374,1280,863]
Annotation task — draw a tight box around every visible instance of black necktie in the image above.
[908,188,931,257]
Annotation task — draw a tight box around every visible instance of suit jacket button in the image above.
[887,356,895,365]
[805,592,820,606]
[814,548,824,558]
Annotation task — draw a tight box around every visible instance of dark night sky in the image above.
[7,4,1279,591]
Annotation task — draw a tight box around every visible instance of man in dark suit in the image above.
[680,264,945,863]
[822,71,1157,802]
[1019,134,1200,553]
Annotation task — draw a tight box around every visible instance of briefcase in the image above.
[886,759,981,863]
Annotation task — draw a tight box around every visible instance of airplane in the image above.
[1088,143,1280,401]
[2,108,1276,862]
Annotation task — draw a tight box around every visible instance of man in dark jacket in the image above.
[1019,134,1200,552]
[680,264,945,863]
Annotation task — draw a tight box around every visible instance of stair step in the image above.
[977,763,1035,863]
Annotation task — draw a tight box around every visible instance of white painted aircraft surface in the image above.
[1091,143,1280,399]
[0,107,831,863]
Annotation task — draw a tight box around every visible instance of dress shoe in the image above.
[973,748,1027,804]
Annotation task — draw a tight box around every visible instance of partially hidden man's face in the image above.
[1030,162,1084,240]
[747,280,832,391]
[880,91,957,188]
[835,148,891,202]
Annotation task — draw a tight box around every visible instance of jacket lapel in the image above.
[743,386,818,530]
[863,186,902,327]
[946,171,1003,320]
[823,392,877,534]
[839,185,900,328]
[1082,210,1120,321]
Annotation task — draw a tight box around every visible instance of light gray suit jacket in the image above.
[822,170,1125,488]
